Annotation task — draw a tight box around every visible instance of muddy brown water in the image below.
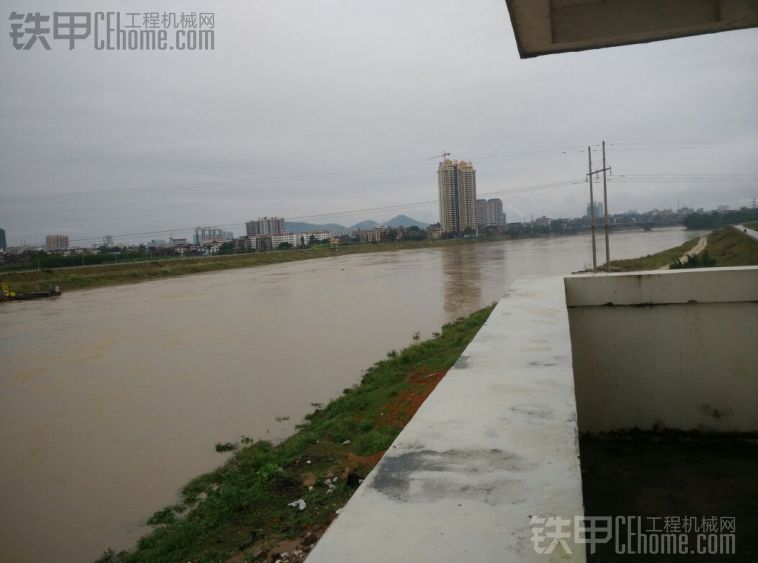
[0,228,703,562]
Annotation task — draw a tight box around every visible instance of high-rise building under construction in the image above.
[437,159,477,234]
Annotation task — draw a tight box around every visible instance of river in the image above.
[0,227,703,562]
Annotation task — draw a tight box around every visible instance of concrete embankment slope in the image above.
[307,277,585,563]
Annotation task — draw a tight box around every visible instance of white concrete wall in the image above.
[565,267,758,433]
[307,277,585,563]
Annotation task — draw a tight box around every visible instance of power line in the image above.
[610,177,757,183]
[62,169,757,244]
[0,145,594,203]
[3,140,752,203]
[610,140,758,148]
[618,173,758,178]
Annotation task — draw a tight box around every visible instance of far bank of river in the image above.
[4,238,475,294]
[0,227,706,562]
[0,227,702,295]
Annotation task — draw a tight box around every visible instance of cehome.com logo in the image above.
[9,11,215,51]
[531,515,736,556]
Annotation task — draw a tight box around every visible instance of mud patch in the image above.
[527,360,557,367]
[509,403,554,420]
[372,448,532,505]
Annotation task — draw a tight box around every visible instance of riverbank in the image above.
[3,227,716,295]
[607,237,700,271]
[609,227,758,271]
[96,305,494,563]
[709,226,758,266]
[1,238,487,294]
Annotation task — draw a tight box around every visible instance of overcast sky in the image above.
[1,0,756,246]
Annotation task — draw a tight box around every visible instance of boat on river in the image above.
[0,283,62,301]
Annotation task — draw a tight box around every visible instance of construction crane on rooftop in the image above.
[428,151,451,161]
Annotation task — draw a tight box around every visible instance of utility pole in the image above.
[602,140,611,272]
[587,146,597,272]
[587,142,612,272]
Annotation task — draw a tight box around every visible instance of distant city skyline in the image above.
[3,147,755,247]
[1,1,755,247]
[1,197,750,249]
[2,202,739,251]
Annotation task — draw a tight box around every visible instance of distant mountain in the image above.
[385,214,429,229]
[350,220,380,230]
[285,222,348,233]
[285,215,428,233]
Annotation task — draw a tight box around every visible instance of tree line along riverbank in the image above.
[95,305,495,563]
[1,238,484,294]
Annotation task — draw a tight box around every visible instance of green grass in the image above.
[1,239,482,295]
[704,227,758,267]
[743,221,758,231]
[96,305,494,563]
[608,227,758,272]
[607,237,700,271]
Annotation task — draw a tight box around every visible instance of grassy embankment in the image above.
[608,227,758,271]
[607,237,700,271]
[705,226,758,266]
[97,305,494,563]
[1,238,482,294]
